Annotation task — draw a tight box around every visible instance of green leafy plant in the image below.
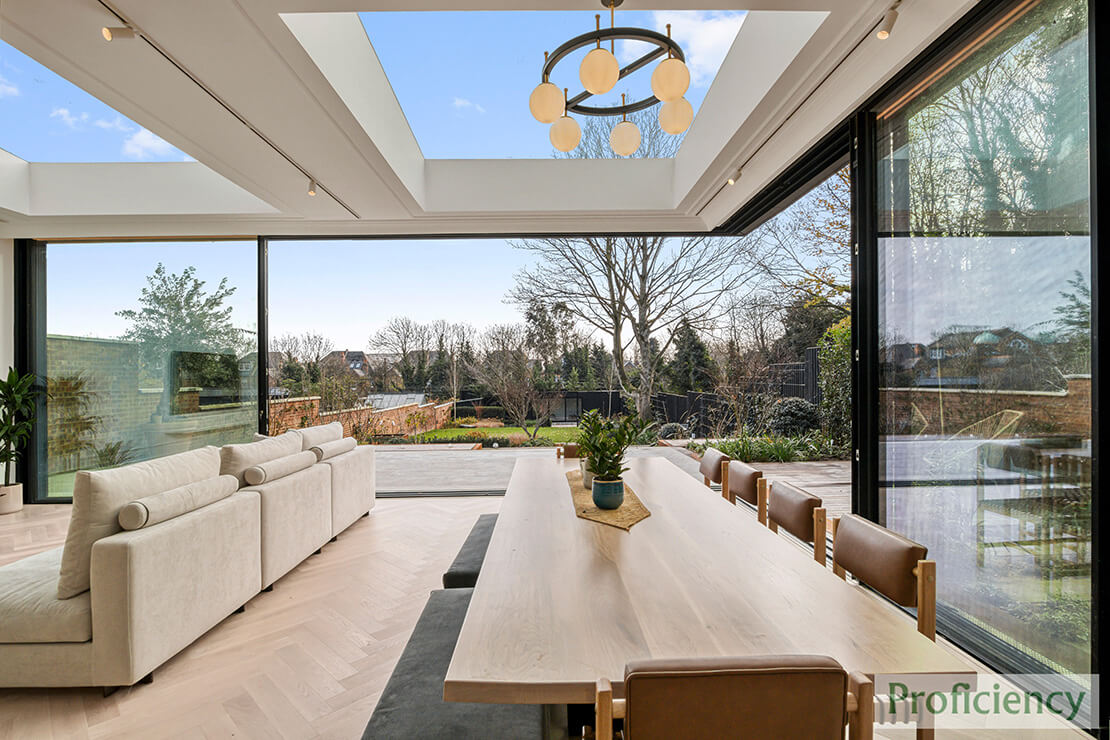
[589,415,639,482]
[47,372,101,464]
[576,409,604,462]
[93,440,137,469]
[0,368,41,486]
[769,397,820,437]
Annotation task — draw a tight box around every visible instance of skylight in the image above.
[0,40,189,163]
[358,10,745,159]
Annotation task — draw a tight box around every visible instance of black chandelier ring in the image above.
[541,27,685,117]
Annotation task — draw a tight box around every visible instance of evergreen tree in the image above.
[666,320,716,393]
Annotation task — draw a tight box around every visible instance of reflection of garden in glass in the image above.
[43,243,258,498]
[875,0,1091,674]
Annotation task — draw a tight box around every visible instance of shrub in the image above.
[819,318,851,445]
[659,422,687,440]
[769,397,820,437]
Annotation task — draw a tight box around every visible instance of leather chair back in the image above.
[623,655,848,739]
[727,460,762,505]
[698,447,728,484]
[832,515,927,607]
[768,481,821,542]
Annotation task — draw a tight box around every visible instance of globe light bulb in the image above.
[550,116,582,152]
[580,47,620,95]
[610,120,641,157]
[529,81,564,124]
[651,57,690,102]
[658,97,693,135]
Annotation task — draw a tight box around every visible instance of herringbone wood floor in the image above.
[0,497,501,740]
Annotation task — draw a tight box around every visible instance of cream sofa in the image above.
[292,422,376,537]
[0,446,261,689]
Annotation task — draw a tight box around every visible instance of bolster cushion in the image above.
[698,447,729,483]
[243,450,318,486]
[118,475,239,530]
[296,422,343,451]
[832,514,927,607]
[311,437,357,462]
[220,432,302,486]
[57,445,221,599]
[768,481,821,543]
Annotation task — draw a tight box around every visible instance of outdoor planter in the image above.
[0,483,21,515]
[591,478,624,510]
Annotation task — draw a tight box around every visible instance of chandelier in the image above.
[528,0,692,156]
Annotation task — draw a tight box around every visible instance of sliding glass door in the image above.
[27,241,259,501]
[873,0,1091,673]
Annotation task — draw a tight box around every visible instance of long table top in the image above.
[445,456,971,705]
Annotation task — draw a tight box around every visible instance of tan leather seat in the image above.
[832,514,936,639]
[594,655,873,740]
[697,448,731,502]
[767,481,821,543]
[726,460,762,505]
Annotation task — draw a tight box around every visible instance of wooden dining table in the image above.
[444,456,972,705]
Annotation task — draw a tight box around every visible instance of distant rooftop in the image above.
[365,392,426,410]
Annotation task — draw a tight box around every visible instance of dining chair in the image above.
[726,459,762,506]
[698,447,730,502]
[757,479,827,563]
[592,655,873,740]
[830,514,936,640]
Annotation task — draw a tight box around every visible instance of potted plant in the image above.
[589,415,638,510]
[0,368,41,515]
[576,409,604,490]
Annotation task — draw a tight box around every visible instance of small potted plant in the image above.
[589,415,638,510]
[576,409,604,490]
[0,368,40,515]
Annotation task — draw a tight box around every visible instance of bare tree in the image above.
[509,110,761,417]
[299,332,333,366]
[371,317,433,390]
[469,324,555,439]
[270,333,303,364]
[443,322,475,403]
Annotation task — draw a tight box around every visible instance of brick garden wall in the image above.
[880,376,1091,437]
[268,396,454,440]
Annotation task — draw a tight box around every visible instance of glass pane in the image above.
[875,0,1091,674]
[42,241,258,498]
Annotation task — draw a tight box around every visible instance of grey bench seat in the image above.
[362,588,542,739]
[442,514,498,589]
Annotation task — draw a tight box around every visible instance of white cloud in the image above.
[122,128,176,159]
[0,75,18,98]
[94,116,134,133]
[452,96,486,114]
[50,107,89,129]
[652,11,745,88]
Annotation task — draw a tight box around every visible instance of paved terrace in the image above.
[374,444,851,517]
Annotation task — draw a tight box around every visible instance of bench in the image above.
[442,514,498,589]
[362,588,543,739]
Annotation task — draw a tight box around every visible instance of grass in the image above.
[419,426,580,443]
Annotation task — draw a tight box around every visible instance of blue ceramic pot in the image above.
[591,479,624,510]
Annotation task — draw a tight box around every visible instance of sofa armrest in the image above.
[90,491,261,687]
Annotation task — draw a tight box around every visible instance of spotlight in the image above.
[876,2,900,40]
[308,179,317,197]
[727,168,742,186]
[101,26,136,42]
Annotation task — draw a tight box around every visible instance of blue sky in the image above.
[0,41,187,162]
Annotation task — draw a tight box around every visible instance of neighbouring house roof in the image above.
[364,392,426,410]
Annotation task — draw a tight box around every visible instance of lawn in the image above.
[419,426,580,443]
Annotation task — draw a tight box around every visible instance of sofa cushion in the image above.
[118,474,239,530]
[0,547,91,643]
[443,514,498,589]
[57,446,221,599]
[243,450,318,486]
[219,432,301,486]
[295,422,343,451]
[311,437,357,462]
[362,588,543,739]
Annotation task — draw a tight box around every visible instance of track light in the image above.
[727,168,742,186]
[876,2,900,40]
[307,179,317,197]
[101,26,136,42]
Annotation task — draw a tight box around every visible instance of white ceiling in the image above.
[0,0,977,239]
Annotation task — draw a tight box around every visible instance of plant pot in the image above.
[591,479,624,510]
[0,483,23,515]
[580,459,595,490]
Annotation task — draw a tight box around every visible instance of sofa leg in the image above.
[103,686,119,698]
[140,672,154,685]
[262,585,273,593]
[363,511,370,518]
[234,605,246,614]
[330,536,337,543]
[313,548,322,555]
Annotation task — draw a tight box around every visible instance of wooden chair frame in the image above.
[830,517,937,641]
[702,453,732,503]
[756,479,827,564]
[593,671,874,740]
